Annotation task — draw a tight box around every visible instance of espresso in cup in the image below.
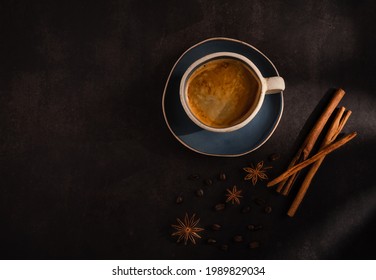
[180,52,285,133]
[186,58,261,128]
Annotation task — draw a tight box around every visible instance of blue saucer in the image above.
[162,38,284,157]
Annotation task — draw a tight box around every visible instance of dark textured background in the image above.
[1,0,375,259]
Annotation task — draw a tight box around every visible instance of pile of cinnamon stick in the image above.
[267,88,357,217]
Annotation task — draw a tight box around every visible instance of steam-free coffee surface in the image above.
[187,59,260,128]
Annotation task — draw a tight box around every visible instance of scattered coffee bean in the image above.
[188,174,200,180]
[214,203,226,211]
[248,224,263,231]
[219,172,227,181]
[247,224,255,231]
[249,241,260,249]
[254,197,266,206]
[220,244,229,251]
[176,195,183,204]
[233,235,244,242]
[211,224,222,231]
[242,206,251,213]
[268,153,280,162]
[204,178,213,186]
[264,206,272,214]
[196,188,204,197]
[207,238,217,245]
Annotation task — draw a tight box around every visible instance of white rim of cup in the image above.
[179,52,267,133]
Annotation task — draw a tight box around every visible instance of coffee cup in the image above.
[179,52,285,132]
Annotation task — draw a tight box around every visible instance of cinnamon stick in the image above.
[287,108,352,217]
[267,131,357,187]
[275,88,345,195]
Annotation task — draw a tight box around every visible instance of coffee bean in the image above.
[207,238,217,245]
[233,235,244,242]
[211,224,222,231]
[176,195,183,204]
[188,174,200,180]
[249,241,260,249]
[214,203,226,211]
[220,244,229,251]
[219,172,227,181]
[254,198,266,206]
[268,153,280,162]
[248,224,263,231]
[247,224,255,231]
[196,188,204,197]
[264,206,272,214]
[204,178,213,186]
[242,206,251,213]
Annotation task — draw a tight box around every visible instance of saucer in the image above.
[162,37,284,157]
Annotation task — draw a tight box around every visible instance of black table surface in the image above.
[1,0,375,259]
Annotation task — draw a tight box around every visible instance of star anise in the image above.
[171,213,204,245]
[243,161,272,186]
[225,185,243,204]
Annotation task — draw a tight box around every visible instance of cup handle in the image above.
[265,76,285,94]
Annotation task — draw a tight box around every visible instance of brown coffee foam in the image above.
[187,59,260,128]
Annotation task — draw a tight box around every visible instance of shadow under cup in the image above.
[182,57,262,132]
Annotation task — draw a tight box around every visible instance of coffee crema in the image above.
[186,58,261,128]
